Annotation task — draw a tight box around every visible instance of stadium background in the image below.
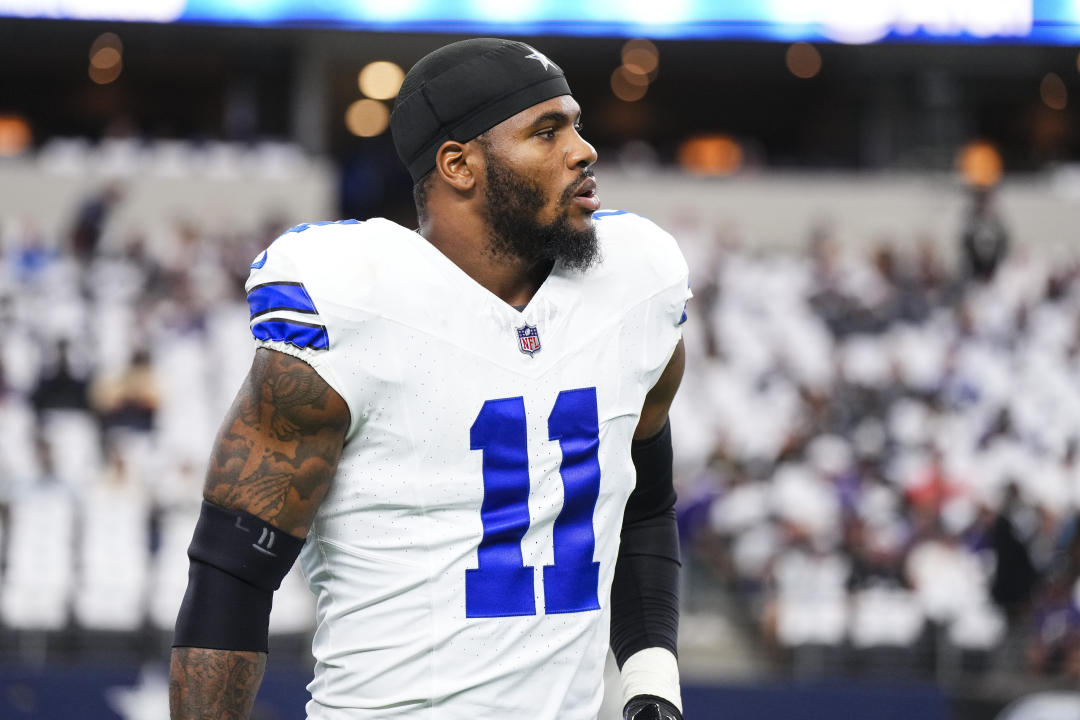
[1,3,1080,718]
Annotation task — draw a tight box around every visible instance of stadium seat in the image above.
[269,566,316,636]
[773,549,849,647]
[40,410,102,494]
[1,485,75,630]
[73,480,151,631]
[850,585,925,648]
[148,507,200,631]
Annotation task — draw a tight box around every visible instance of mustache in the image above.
[560,168,596,203]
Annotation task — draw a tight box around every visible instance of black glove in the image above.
[623,694,682,720]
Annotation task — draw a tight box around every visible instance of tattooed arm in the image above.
[170,348,350,720]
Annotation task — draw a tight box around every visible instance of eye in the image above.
[574,122,584,133]
[536,127,557,139]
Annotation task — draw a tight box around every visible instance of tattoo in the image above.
[170,648,266,720]
[204,348,349,536]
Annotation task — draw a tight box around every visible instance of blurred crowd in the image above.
[674,192,1080,682]
[0,176,1078,688]
[0,183,287,643]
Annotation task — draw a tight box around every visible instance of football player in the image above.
[170,38,689,720]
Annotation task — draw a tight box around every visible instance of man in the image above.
[960,187,1009,282]
[169,38,689,720]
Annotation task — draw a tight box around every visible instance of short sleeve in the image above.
[246,243,330,352]
[243,234,352,431]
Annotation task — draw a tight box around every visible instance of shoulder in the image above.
[592,210,687,288]
[254,218,415,270]
[246,218,418,302]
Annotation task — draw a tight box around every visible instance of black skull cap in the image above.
[390,38,572,183]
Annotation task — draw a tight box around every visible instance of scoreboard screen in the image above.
[1,0,1079,45]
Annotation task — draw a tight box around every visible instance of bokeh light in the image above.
[89,62,123,85]
[345,98,390,137]
[786,42,822,79]
[678,134,744,175]
[621,38,659,77]
[1040,72,1067,110]
[358,61,405,100]
[88,32,123,84]
[91,47,122,70]
[611,66,649,102]
[90,32,123,58]
[956,140,1003,187]
[0,115,32,156]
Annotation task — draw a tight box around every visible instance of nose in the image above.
[568,130,598,170]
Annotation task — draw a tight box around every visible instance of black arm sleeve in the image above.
[173,501,305,652]
[610,420,681,668]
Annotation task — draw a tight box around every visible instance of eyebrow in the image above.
[528,110,582,128]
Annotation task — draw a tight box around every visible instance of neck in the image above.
[420,214,552,307]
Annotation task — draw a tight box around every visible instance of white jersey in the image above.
[244,211,689,720]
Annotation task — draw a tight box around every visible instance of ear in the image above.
[434,140,480,192]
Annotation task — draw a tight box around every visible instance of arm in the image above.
[633,339,685,443]
[614,340,686,720]
[169,348,349,720]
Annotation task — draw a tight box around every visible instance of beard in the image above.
[481,154,600,273]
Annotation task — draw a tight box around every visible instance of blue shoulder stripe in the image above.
[282,219,361,235]
[247,282,318,319]
[593,209,632,219]
[251,319,329,351]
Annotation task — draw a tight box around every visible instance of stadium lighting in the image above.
[610,67,648,102]
[89,61,123,84]
[358,61,405,101]
[0,0,1074,43]
[88,32,123,84]
[621,38,659,77]
[345,99,390,137]
[1040,72,1068,110]
[469,0,541,23]
[0,115,32,156]
[90,32,123,58]
[677,134,744,176]
[620,0,691,25]
[786,42,822,79]
[956,140,1003,187]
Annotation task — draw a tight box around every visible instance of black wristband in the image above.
[624,694,683,720]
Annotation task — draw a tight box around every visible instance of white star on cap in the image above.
[525,50,555,72]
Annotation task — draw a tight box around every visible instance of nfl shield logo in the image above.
[516,324,541,356]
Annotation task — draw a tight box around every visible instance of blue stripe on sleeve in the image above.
[282,219,361,235]
[592,210,631,219]
[247,282,318,319]
[250,319,329,351]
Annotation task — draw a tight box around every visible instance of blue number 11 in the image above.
[466,388,602,618]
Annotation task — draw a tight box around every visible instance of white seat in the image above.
[1,486,75,630]
[776,595,848,647]
[850,585,925,648]
[773,549,850,647]
[947,600,1006,650]
[74,482,151,631]
[153,336,216,464]
[906,539,991,624]
[148,507,199,630]
[40,410,102,494]
[269,565,315,636]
